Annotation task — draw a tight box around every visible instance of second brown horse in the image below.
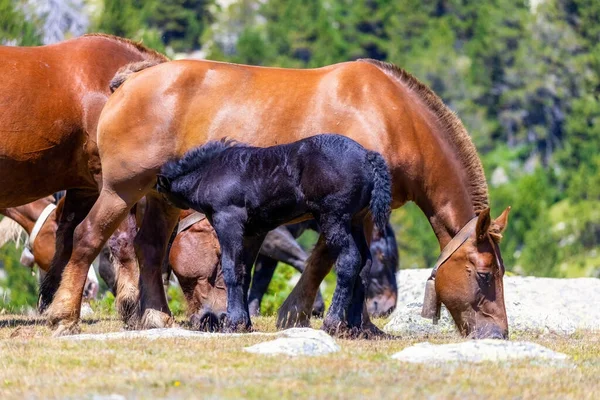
[47,57,511,338]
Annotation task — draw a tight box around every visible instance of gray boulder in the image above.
[244,328,339,357]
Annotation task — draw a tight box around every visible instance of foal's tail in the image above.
[367,151,392,232]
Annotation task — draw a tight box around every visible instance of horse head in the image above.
[423,207,511,339]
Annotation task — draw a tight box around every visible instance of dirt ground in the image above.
[0,314,599,399]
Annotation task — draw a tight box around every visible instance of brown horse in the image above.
[0,197,99,300]
[48,58,511,338]
[0,34,168,332]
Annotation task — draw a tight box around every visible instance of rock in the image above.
[80,302,94,319]
[244,328,339,357]
[391,340,569,364]
[385,269,600,336]
[63,328,226,341]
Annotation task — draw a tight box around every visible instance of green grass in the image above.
[0,314,599,399]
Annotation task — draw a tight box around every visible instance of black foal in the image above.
[157,134,392,334]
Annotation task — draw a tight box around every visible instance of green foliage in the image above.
[95,0,214,53]
[0,0,41,45]
[0,242,38,312]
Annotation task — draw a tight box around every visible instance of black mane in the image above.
[161,138,244,180]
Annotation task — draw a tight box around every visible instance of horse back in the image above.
[0,36,155,206]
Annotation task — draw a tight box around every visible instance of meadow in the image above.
[1,314,598,399]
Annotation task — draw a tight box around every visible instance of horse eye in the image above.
[477,272,492,286]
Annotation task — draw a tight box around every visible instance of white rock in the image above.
[391,340,569,364]
[244,328,339,357]
[385,269,600,336]
[79,302,94,319]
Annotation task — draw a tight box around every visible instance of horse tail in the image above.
[110,60,164,92]
[367,151,392,232]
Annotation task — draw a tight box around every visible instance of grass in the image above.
[0,314,599,399]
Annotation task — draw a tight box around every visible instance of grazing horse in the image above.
[366,222,399,317]
[0,34,168,333]
[156,135,392,333]
[169,215,326,329]
[50,57,511,338]
[0,197,99,300]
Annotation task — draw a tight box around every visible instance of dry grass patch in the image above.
[0,314,598,399]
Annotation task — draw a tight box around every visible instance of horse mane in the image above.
[0,217,26,249]
[162,139,245,180]
[83,33,169,63]
[358,59,500,239]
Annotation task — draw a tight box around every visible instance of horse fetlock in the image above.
[276,300,311,329]
[51,320,82,337]
[322,315,352,338]
[224,311,251,333]
[139,309,174,330]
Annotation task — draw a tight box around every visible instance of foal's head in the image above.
[156,139,242,209]
[426,207,511,339]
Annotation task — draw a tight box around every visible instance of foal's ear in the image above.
[475,207,491,242]
[493,206,511,234]
[156,174,171,191]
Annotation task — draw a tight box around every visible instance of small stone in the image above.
[80,302,94,318]
[244,328,339,356]
[391,340,569,364]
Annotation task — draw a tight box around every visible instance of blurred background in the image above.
[1,0,599,313]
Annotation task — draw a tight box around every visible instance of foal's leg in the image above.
[320,221,363,337]
[134,192,180,329]
[346,222,389,338]
[43,189,139,335]
[107,207,140,329]
[277,234,334,329]
[212,211,264,332]
[39,189,96,314]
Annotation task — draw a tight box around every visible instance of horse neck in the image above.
[0,197,54,235]
[407,120,478,251]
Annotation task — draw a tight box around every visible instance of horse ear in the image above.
[475,207,491,242]
[493,206,511,234]
[156,174,171,191]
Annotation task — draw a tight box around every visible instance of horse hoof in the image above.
[51,320,81,337]
[311,303,325,318]
[139,309,173,329]
[356,323,396,340]
[223,314,252,333]
[276,302,311,329]
[190,311,225,332]
[322,316,354,338]
[116,295,140,329]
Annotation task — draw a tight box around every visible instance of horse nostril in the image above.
[474,325,507,340]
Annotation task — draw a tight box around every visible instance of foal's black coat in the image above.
[157,134,392,333]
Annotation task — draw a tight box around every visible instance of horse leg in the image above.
[248,255,277,317]
[134,193,180,329]
[106,207,140,329]
[39,189,96,314]
[276,234,334,329]
[320,222,363,338]
[347,223,390,338]
[212,211,263,332]
[43,189,138,335]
